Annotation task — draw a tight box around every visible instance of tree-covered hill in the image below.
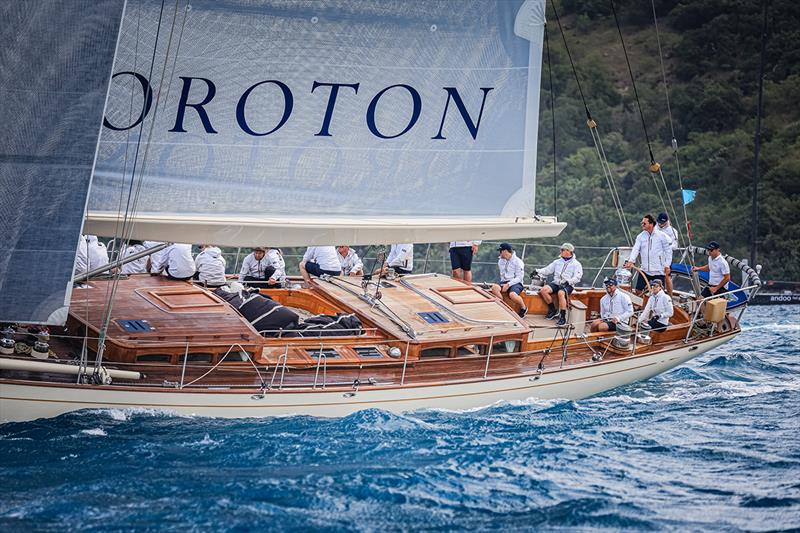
[532,0,800,280]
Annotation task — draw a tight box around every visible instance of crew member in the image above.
[489,243,527,318]
[640,279,673,331]
[449,240,481,282]
[537,243,583,326]
[239,247,276,284]
[120,240,148,275]
[265,247,286,287]
[590,277,633,332]
[384,243,414,275]
[151,243,195,281]
[692,241,731,298]
[300,246,342,283]
[194,244,227,286]
[624,214,672,295]
[657,212,679,295]
[337,245,364,276]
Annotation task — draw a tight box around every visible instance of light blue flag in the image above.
[682,189,696,205]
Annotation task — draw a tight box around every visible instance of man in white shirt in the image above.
[337,246,364,276]
[75,235,110,277]
[143,241,167,274]
[265,248,286,287]
[449,240,481,282]
[537,242,583,326]
[692,241,731,299]
[383,243,414,275]
[120,240,148,275]
[590,277,633,332]
[624,213,673,295]
[657,212,679,295]
[74,236,89,276]
[151,243,195,280]
[300,246,342,283]
[640,279,673,331]
[194,245,227,286]
[238,247,276,284]
[490,242,527,318]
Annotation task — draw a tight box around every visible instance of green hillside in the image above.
[530,0,800,281]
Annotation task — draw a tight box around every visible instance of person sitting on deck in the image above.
[624,213,672,296]
[590,277,634,332]
[265,247,286,287]
[143,240,167,274]
[382,243,414,275]
[639,279,673,332]
[151,243,195,281]
[489,242,527,318]
[337,245,364,276]
[300,246,342,283]
[239,247,276,285]
[537,242,583,326]
[120,240,148,275]
[691,241,731,299]
[194,244,227,286]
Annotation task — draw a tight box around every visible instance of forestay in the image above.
[0,0,125,324]
[86,0,566,246]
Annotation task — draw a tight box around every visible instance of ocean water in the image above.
[1,306,798,532]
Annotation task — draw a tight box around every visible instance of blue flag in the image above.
[682,189,696,205]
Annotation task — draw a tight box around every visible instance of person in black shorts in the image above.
[449,241,480,282]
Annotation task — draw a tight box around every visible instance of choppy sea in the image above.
[1,305,798,532]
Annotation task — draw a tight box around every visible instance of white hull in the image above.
[0,335,732,423]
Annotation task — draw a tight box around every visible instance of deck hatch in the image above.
[418,311,449,324]
[117,319,155,333]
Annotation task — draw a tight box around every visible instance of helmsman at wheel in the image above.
[536,243,583,326]
[624,213,672,295]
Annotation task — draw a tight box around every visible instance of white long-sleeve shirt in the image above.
[387,244,414,271]
[74,237,89,276]
[121,243,148,274]
[302,246,342,272]
[194,246,226,284]
[86,235,109,271]
[628,229,673,275]
[641,290,674,326]
[338,248,363,275]
[267,249,286,280]
[239,252,271,280]
[152,243,195,279]
[600,290,634,323]
[658,224,679,251]
[538,256,583,286]
[143,241,167,274]
[449,240,481,248]
[497,252,525,285]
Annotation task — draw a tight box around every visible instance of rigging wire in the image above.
[550,0,633,246]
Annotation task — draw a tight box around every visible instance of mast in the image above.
[751,0,768,267]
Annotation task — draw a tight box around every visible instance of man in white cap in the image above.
[590,277,633,332]
[536,242,583,326]
[640,279,673,331]
[490,242,527,318]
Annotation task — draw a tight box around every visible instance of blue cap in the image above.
[657,212,669,224]
[651,279,664,287]
[603,277,618,286]
[497,242,513,252]
[706,241,720,250]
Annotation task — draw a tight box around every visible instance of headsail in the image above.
[87,0,565,246]
[0,0,125,324]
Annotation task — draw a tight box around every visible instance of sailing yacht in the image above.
[0,0,760,422]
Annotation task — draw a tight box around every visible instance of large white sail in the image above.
[86,0,565,246]
[0,0,125,323]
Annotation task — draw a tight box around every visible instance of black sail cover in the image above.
[0,1,125,323]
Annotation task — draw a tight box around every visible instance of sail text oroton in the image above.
[104,73,494,141]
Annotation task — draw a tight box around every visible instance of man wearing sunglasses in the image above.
[623,214,672,296]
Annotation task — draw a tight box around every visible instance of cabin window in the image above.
[308,349,340,359]
[136,353,171,363]
[492,340,520,354]
[456,344,488,356]
[420,347,451,358]
[179,352,213,363]
[221,350,251,363]
[354,347,383,358]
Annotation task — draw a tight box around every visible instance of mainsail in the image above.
[0,0,125,323]
[86,0,565,246]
